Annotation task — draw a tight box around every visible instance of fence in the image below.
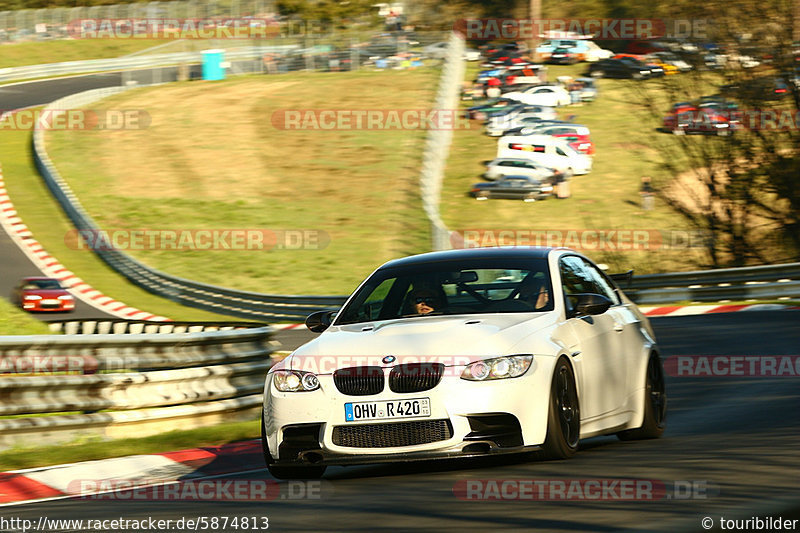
[419,32,465,251]
[0,320,274,449]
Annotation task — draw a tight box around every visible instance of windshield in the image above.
[25,279,62,290]
[335,258,553,325]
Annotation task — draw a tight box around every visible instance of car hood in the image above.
[22,289,69,297]
[282,313,556,374]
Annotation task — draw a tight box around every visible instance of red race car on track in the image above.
[13,277,75,312]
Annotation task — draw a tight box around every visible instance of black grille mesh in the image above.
[389,363,445,393]
[333,366,384,396]
[332,419,453,448]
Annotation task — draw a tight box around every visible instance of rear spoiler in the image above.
[609,269,634,289]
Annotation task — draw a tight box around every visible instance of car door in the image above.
[558,255,629,419]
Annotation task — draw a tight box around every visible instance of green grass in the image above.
[0,297,52,335]
[442,63,712,274]
[43,69,438,296]
[0,39,178,70]
[0,118,249,322]
[0,418,260,471]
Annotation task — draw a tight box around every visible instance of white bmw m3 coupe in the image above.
[262,247,666,479]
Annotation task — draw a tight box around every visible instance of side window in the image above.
[560,256,617,313]
[555,146,567,157]
[583,261,621,305]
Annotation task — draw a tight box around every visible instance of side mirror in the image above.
[305,310,336,333]
[572,293,612,316]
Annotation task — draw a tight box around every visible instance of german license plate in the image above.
[42,299,60,305]
[344,398,430,422]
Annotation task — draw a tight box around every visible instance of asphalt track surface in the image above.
[4,311,798,532]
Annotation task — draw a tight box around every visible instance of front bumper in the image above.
[264,364,554,466]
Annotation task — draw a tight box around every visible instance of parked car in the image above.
[536,39,613,62]
[466,98,519,120]
[486,108,558,136]
[261,247,666,478]
[497,134,593,175]
[525,124,595,155]
[504,84,571,107]
[663,106,737,136]
[484,157,558,181]
[471,175,553,201]
[547,47,580,65]
[650,51,692,72]
[13,277,74,312]
[588,57,658,79]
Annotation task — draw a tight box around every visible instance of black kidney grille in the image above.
[333,366,384,396]
[332,419,453,448]
[389,363,445,393]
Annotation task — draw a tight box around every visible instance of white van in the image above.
[496,134,592,175]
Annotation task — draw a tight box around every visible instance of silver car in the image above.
[484,157,557,181]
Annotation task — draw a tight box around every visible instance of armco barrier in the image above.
[0,322,274,449]
[625,263,800,304]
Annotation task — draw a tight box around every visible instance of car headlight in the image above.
[23,295,42,300]
[461,355,533,381]
[272,370,320,392]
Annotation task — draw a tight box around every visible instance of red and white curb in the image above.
[0,164,167,321]
[0,439,263,506]
[271,323,307,330]
[640,303,794,317]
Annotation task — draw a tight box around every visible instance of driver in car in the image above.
[409,288,440,315]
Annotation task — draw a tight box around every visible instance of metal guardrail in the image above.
[624,263,800,304]
[0,320,273,449]
[46,318,269,335]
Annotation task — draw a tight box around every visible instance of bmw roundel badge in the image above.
[382,355,396,364]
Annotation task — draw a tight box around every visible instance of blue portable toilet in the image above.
[202,49,226,80]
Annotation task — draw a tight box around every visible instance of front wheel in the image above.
[262,410,327,479]
[541,357,580,459]
[617,355,667,440]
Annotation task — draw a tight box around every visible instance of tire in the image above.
[261,410,327,480]
[541,357,580,459]
[617,355,667,441]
